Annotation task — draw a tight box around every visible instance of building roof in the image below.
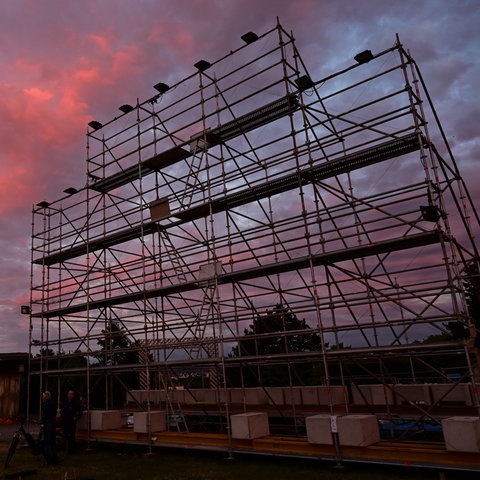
[0,352,29,365]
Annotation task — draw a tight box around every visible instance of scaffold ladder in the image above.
[159,373,189,433]
[190,284,216,358]
[158,228,188,284]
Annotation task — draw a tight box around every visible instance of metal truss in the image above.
[29,21,480,439]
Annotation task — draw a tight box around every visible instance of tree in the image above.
[97,319,139,366]
[464,261,480,331]
[228,304,324,387]
[93,319,141,408]
[231,304,322,357]
[441,262,480,342]
[415,262,480,343]
[35,347,56,358]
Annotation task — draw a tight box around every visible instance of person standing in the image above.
[60,389,83,454]
[40,391,58,465]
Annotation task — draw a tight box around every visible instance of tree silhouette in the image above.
[35,347,56,357]
[442,262,480,341]
[92,319,141,407]
[231,304,323,357]
[464,262,480,330]
[97,319,139,366]
[228,304,324,387]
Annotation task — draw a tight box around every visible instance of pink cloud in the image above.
[88,33,111,52]
[0,0,479,353]
[24,87,54,102]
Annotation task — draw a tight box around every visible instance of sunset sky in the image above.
[1,0,479,352]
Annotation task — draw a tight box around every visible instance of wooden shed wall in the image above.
[0,371,21,418]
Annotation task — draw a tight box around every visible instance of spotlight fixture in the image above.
[194,60,211,72]
[37,201,51,208]
[354,49,374,64]
[21,305,31,315]
[63,187,78,195]
[294,75,315,92]
[119,104,134,114]
[88,120,103,131]
[153,82,170,94]
[241,31,259,44]
[420,205,441,223]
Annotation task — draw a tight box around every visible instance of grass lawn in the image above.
[0,440,474,480]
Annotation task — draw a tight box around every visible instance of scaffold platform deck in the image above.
[80,427,480,472]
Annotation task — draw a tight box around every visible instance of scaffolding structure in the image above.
[29,21,480,446]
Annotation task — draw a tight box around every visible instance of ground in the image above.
[0,425,474,480]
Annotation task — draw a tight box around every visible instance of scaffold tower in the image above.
[29,21,480,450]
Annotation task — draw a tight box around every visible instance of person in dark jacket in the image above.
[60,389,83,454]
[40,391,58,465]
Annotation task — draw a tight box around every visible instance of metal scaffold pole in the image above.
[27,21,480,471]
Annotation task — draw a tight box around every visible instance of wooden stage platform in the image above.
[79,427,480,473]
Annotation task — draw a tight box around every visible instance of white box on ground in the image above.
[77,410,89,430]
[305,414,334,445]
[133,411,166,433]
[230,412,269,439]
[90,410,122,430]
[337,414,380,446]
[442,416,480,452]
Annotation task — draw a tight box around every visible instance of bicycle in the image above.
[4,420,43,468]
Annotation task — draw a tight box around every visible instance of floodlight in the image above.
[153,82,170,94]
[294,75,315,91]
[354,50,374,64]
[119,104,134,113]
[194,60,211,72]
[88,120,103,130]
[241,32,259,44]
